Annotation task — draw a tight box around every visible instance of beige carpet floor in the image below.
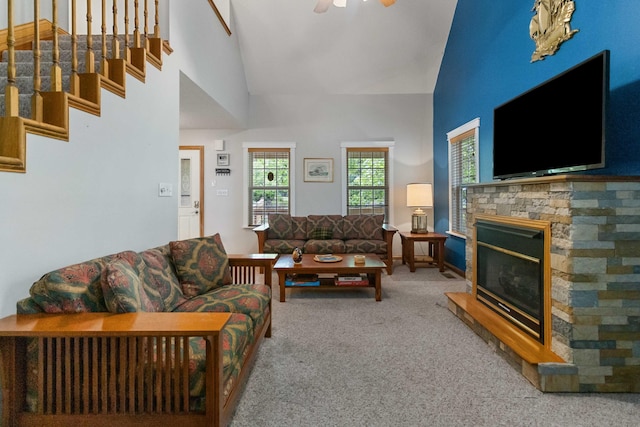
[229,263,640,427]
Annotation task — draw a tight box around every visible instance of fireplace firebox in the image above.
[475,218,546,343]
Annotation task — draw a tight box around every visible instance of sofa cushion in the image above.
[140,246,187,311]
[343,214,385,240]
[307,215,344,239]
[344,239,387,255]
[174,284,271,328]
[101,258,165,313]
[172,283,271,329]
[170,234,233,298]
[310,226,333,240]
[263,239,307,254]
[267,214,293,239]
[303,239,346,254]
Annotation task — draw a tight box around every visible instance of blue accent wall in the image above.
[434,1,640,272]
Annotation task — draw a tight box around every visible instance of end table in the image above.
[399,231,447,272]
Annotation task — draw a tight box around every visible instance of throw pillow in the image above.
[169,233,233,298]
[343,214,384,240]
[267,214,293,239]
[101,259,164,313]
[310,227,333,240]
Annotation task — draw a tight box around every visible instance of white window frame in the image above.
[447,118,480,238]
[340,141,395,225]
[243,142,297,228]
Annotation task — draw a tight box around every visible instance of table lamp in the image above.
[406,183,433,234]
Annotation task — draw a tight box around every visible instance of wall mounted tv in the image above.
[493,50,609,180]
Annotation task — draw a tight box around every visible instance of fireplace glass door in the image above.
[475,220,544,342]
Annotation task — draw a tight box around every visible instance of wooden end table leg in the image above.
[401,236,407,265]
[407,240,416,272]
[374,271,382,301]
[438,240,445,272]
[278,272,287,302]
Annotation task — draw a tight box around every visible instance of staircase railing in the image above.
[0,0,166,173]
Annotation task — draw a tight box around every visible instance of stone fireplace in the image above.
[446,175,640,392]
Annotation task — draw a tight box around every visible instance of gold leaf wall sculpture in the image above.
[530,0,579,62]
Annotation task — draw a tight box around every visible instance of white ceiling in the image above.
[179,0,458,128]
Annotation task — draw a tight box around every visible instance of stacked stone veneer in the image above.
[464,175,640,392]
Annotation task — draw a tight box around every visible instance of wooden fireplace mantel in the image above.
[466,174,640,188]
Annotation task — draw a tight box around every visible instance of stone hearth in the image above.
[447,175,640,392]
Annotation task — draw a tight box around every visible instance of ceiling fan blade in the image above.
[380,0,396,6]
[314,0,332,13]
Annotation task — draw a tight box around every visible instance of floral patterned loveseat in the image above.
[11,233,274,426]
[253,214,396,275]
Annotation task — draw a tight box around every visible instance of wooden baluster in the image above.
[85,0,95,73]
[50,0,62,92]
[143,0,149,50]
[4,0,19,117]
[31,0,43,121]
[100,0,109,77]
[111,0,120,59]
[133,0,140,49]
[70,0,80,95]
[123,0,130,62]
[154,0,160,37]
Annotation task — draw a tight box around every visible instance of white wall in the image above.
[0,52,180,318]
[169,0,249,128]
[181,92,435,256]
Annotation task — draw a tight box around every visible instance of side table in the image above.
[399,231,447,272]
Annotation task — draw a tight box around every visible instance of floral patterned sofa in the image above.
[11,233,274,426]
[253,214,396,274]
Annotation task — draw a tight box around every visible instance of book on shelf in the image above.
[335,274,369,286]
[285,273,320,287]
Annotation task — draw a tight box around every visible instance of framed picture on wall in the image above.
[217,153,230,166]
[304,158,333,182]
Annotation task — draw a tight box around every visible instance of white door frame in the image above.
[179,145,204,238]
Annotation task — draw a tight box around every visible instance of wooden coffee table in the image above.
[273,254,386,302]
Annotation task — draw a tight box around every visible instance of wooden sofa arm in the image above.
[227,253,277,287]
[252,225,269,254]
[0,312,230,426]
[382,224,398,275]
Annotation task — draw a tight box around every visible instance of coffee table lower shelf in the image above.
[274,254,385,302]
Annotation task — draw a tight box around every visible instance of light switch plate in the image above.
[159,183,173,197]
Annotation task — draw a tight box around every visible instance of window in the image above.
[341,142,394,223]
[244,143,296,227]
[447,118,479,237]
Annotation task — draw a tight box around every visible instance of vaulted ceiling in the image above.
[180,0,458,128]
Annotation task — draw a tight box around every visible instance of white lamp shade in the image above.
[333,0,347,7]
[406,183,433,208]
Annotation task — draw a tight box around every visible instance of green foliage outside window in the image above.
[250,152,290,225]
[347,151,388,217]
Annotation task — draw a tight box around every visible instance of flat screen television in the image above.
[493,50,609,180]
